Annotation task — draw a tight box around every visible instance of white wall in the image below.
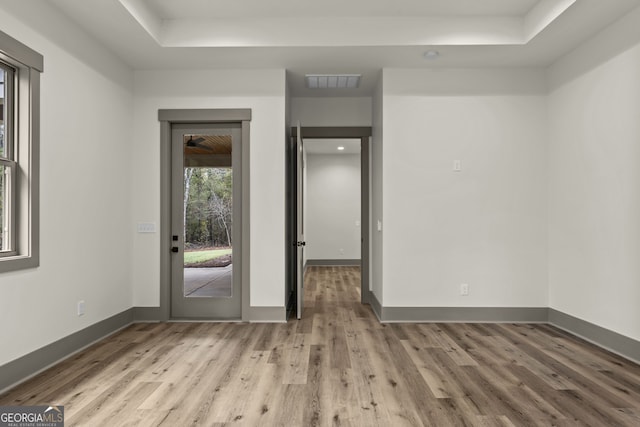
[547,9,640,341]
[291,97,372,126]
[0,3,134,365]
[306,154,361,260]
[132,69,287,308]
[382,69,548,307]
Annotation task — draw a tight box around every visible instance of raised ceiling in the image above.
[38,0,640,95]
[119,0,574,48]
[146,0,540,19]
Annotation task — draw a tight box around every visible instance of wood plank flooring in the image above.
[1,266,639,426]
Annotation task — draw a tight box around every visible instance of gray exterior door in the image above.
[170,123,242,319]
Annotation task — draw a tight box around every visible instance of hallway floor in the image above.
[1,266,639,425]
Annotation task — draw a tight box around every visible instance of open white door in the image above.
[296,122,305,319]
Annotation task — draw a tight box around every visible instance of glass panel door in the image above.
[171,124,242,319]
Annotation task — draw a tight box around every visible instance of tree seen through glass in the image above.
[183,167,232,267]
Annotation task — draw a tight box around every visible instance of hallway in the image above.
[1,267,638,425]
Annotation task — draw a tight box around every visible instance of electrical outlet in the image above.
[460,284,469,296]
[453,160,462,172]
[77,300,85,316]
[339,248,345,255]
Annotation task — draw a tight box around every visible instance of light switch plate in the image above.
[137,222,156,233]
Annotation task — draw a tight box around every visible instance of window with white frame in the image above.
[0,30,43,272]
[0,62,16,254]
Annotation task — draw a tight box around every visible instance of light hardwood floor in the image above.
[1,266,639,426]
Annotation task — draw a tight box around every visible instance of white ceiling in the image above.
[146,0,540,19]
[118,0,572,49]
[41,0,640,96]
[305,139,361,155]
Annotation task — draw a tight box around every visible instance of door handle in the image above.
[171,247,179,253]
[296,241,306,247]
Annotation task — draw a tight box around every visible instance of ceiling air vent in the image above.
[305,74,361,89]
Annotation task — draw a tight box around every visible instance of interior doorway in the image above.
[305,139,361,266]
[286,127,372,319]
